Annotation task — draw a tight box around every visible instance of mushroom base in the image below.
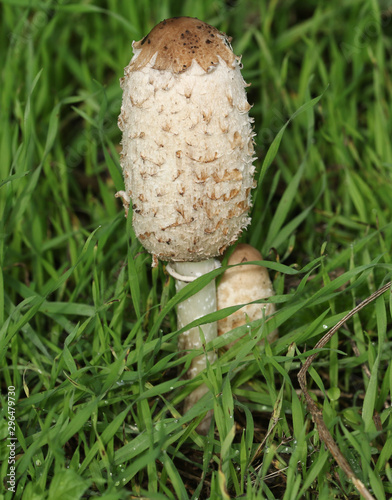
[173,259,218,434]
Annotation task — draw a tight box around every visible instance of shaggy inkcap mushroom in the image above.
[117,17,255,433]
[217,244,278,347]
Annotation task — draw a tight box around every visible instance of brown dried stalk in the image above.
[297,281,391,500]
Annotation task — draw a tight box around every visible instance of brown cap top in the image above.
[129,17,237,74]
[227,243,263,266]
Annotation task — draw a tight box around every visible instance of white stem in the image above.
[172,259,219,433]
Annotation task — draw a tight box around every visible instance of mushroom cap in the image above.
[129,17,236,74]
[217,243,277,343]
[118,17,255,262]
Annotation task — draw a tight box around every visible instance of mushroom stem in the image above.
[172,259,218,432]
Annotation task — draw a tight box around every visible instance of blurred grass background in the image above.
[1,0,392,498]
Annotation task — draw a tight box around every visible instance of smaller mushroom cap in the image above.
[217,243,277,346]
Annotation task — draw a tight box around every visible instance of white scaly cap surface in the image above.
[118,17,255,262]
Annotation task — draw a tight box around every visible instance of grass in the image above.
[1,0,392,498]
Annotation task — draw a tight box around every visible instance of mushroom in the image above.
[217,244,277,347]
[117,17,255,433]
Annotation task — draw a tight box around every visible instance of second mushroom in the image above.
[217,243,278,348]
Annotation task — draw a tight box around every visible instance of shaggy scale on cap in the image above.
[117,17,256,262]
